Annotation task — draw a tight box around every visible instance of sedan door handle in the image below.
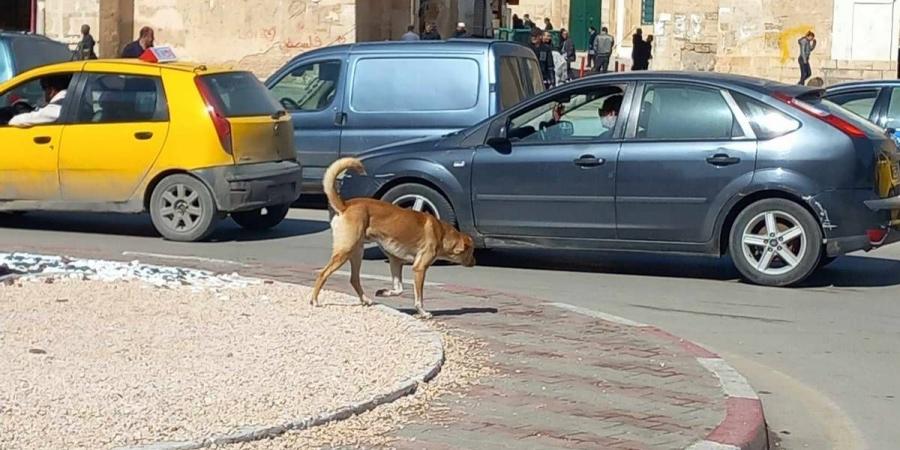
[573,155,605,167]
[334,112,347,126]
[33,136,52,144]
[134,131,154,140]
[706,153,741,166]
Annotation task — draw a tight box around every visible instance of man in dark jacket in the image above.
[453,22,468,38]
[121,26,154,58]
[631,28,645,70]
[586,26,598,68]
[531,31,555,89]
[559,29,576,81]
[421,22,442,40]
[75,25,97,60]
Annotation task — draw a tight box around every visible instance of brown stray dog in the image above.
[310,157,476,318]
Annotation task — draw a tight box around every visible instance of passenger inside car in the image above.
[596,94,624,140]
[0,74,72,126]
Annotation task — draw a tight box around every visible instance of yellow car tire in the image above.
[149,174,220,242]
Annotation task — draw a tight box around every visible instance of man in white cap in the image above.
[453,22,468,38]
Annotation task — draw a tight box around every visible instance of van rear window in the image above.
[198,72,281,117]
[350,58,479,112]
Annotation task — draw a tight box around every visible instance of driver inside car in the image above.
[7,75,71,127]
[596,94,623,140]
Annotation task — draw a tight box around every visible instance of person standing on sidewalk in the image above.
[531,30,555,89]
[798,31,817,85]
[512,14,525,29]
[523,14,536,29]
[400,25,420,41]
[453,22,468,38]
[594,27,614,73]
[586,26,598,69]
[121,26,154,58]
[74,25,97,60]
[543,18,554,31]
[631,28,646,70]
[559,29,576,81]
[421,22,441,40]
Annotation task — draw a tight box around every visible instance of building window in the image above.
[832,0,900,61]
[641,0,655,25]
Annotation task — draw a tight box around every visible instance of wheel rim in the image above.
[741,210,807,276]
[392,194,440,219]
[158,183,204,233]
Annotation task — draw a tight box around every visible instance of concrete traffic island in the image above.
[0,254,450,450]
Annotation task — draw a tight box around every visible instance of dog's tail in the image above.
[323,157,366,215]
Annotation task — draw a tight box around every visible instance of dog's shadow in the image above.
[394,307,498,317]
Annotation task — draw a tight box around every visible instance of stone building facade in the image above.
[15,0,900,84]
[23,0,506,78]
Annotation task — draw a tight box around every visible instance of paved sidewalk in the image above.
[6,247,766,450]
[239,262,768,450]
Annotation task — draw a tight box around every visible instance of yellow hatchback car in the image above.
[0,59,301,241]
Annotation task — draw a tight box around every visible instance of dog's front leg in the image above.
[411,252,436,319]
[376,255,404,298]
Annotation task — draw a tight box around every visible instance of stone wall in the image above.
[131,0,355,78]
[40,0,100,50]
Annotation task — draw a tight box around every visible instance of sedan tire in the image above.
[380,183,456,226]
[729,198,822,287]
[149,174,220,242]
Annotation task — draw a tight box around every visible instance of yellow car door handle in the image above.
[33,136,51,144]
[134,131,154,140]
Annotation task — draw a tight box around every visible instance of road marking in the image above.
[685,441,740,450]
[121,251,250,267]
[696,357,759,400]
[542,302,647,327]
[329,270,443,287]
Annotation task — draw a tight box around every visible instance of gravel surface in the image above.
[227,326,496,449]
[0,278,441,450]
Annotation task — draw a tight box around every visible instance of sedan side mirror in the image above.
[486,136,512,154]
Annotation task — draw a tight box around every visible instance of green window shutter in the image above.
[641,0,654,25]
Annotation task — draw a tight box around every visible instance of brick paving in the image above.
[238,261,727,450]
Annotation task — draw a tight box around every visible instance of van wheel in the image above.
[729,199,822,287]
[381,183,456,226]
[149,174,220,242]
[232,204,291,230]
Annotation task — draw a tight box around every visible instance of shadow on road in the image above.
[395,307,499,317]
[0,211,330,242]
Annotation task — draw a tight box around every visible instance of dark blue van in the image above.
[0,32,72,83]
[265,39,544,192]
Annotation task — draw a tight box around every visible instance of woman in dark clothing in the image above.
[512,14,525,29]
[631,28,645,70]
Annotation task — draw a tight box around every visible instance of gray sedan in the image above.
[340,72,900,287]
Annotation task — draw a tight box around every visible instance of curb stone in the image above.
[545,302,769,450]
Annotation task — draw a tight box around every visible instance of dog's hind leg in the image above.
[310,250,352,307]
[376,255,404,298]
[349,244,373,306]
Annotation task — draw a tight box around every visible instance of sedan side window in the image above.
[74,73,168,123]
[269,61,341,112]
[507,86,625,143]
[885,88,900,129]
[636,84,739,140]
[827,89,879,120]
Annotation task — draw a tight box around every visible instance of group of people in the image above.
[400,22,469,41]
[511,13,553,32]
[587,26,654,73]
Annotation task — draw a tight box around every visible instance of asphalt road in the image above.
[2,207,899,450]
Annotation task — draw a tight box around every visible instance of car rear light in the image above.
[867,228,888,246]
[774,92,866,139]
[194,77,233,154]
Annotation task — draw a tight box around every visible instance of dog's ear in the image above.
[453,234,473,254]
